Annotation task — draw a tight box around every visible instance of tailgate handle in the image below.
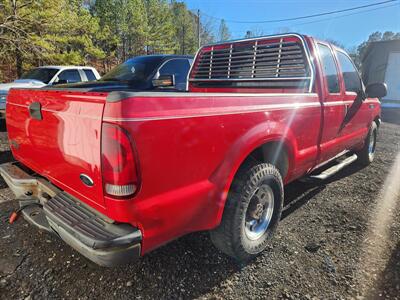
[29,102,43,120]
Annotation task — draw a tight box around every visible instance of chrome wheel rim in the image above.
[244,184,274,241]
[368,129,376,159]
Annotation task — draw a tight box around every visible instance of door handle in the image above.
[29,102,43,120]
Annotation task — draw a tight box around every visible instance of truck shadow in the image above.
[282,161,365,219]
[99,161,368,298]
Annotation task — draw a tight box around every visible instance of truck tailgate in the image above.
[6,89,107,210]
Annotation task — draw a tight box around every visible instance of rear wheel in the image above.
[210,163,283,262]
[357,122,378,166]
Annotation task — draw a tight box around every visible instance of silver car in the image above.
[0,66,100,118]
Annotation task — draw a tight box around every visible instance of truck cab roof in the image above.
[36,66,97,70]
[58,55,194,92]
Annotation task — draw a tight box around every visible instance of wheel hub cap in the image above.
[368,130,376,159]
[368,132,375,154]
[245,184,275,241]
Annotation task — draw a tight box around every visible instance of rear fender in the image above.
[209,121,297,226]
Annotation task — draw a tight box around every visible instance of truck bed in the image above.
[7,88,322,250]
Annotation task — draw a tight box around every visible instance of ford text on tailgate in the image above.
[1,33,385,266]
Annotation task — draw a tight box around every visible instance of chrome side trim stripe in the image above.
[324,100,354,106]
[103,101,323,122]
[9,98,374,123]
[106,91,319,98]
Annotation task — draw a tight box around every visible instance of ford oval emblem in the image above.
[80,174,94,187]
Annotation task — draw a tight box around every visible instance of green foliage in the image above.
[0,0,105,76]
[0,0,224,79]
[92,0,147,60]
[171,1,197,55]
[145,0,175,54]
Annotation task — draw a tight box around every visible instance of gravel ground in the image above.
[0,120,399,300]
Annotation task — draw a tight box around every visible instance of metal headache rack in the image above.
[189,33,314,92]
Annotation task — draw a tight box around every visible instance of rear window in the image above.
[20,68,59,84]
[318,44,340,93]
[101,56,162,82]
[189,35,312,91]
[84,69,97,81]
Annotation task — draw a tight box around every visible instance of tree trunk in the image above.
[16,48,23,77]
[103,59,107,75]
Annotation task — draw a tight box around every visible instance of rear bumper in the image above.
[0,162,142,267]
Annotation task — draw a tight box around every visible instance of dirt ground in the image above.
[0,120,399,300]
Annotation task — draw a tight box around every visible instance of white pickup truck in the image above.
[0,66,100,118]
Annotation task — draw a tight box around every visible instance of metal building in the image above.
[362,40,400,119]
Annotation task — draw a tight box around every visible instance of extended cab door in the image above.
[315,42,346,163]
[334,49,370,149]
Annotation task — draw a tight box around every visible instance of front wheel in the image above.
[210,163,284,262]
[357,122,378,166]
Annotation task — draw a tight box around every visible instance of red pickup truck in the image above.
[1,33,386,266]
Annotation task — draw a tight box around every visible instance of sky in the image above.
[183,0,400,49]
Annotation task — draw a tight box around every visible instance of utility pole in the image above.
[197,9,201,48]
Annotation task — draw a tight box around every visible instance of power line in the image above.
[228,3,399,39]
[227,4,397,35]
[281,3,399,29]
[202,0,399,24]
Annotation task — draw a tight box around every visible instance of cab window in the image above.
[336,51,362,93]
[83,69,97,81]
[58,70,82,83]
[318,44,340,93]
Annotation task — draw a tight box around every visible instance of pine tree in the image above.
[171,1,197,55]
[92,0,147,62]
[0,0,105,76]
[145,0,175,54]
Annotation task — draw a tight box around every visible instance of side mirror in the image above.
[152,74,175,88]
[365,82,387,99]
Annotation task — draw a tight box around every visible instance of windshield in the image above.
[20,68,59,84]
[100,56,162,82]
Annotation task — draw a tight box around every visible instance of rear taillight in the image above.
[101,123,139,198]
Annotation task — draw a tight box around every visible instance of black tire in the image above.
[357,122,378,166]
[210,162,284,262]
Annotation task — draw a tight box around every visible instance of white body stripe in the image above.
[8,98,379,123]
